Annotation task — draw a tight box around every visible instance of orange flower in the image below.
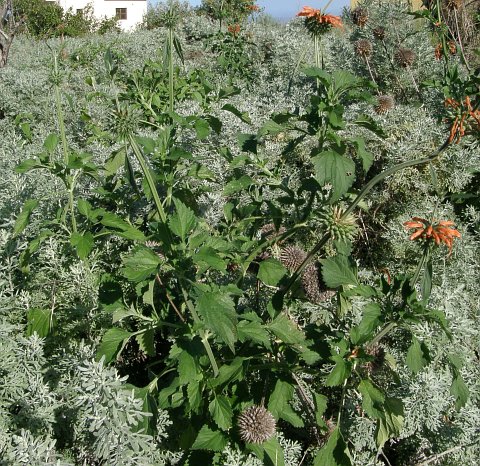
[228,23,241,36]
[247,4,260,12]
[297,6,321,18]
[404,217,461,255]
[297,6,343,28]
[445,96,480,144]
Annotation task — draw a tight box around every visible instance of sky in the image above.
[159,1,351,20]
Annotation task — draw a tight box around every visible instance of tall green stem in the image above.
[168,26,174,114]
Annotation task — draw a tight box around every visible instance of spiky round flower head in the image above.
[351,7,369,27]
[161,6,181,29]
[395,47,416,67]
[320,206,358,242]
[109,106,140,140]
[301,263,335,303]
[375,95,395,114]
[260,223,287,242]
[280,245,307,272]
[448,40,457,55]
[238,406,276,444]
[355,39,373,58]
[373,26,386,40]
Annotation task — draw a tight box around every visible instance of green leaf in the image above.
[96,327,132,363]
[187,163,216,181]
[312,151,356,203]
[450,375,469,411]
[122,247,162,282]
[320,256,358,288]
[222,103,252,124]
[100,212,146,241]
[354,115,387,139]
[187,380,203,413]
[104,148,126,177]
[237,133,258,154]
[43,133,59,153]
[193,247,226,273]
[280,405,304,427]
[258,258,287,286]
[350,303,382,345]
[237,320,270,348]
[13,199,39,237]
[350,137,373,173]
[248,437,285,466]
[177,350,199,386]
[169,198,197,242]
[326,356,351,387]
[224,175,254,195]
[210,357,245,387]
[314,427,352,466]
[314,393,328,428]
[268,380,294,419]
[209,396,233,430]
[191,425,227,451]
[70,232,94,259]
[15,158,43,173]
[421,257,433,304]
[267,314,305,345]
[358,380,385,419]
[77,199,98,222]
[194,118,211,140]
[135,329,155,357]
[375,398,404,448]
[196,291,237,353]
[406,337,430,373]
[26,309,52,338]
[259,119,284,136]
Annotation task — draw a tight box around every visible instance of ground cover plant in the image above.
[0,0,479,465]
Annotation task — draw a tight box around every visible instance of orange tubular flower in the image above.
[445,96,480,144]
[297,6,343,33]
[404,217,461,256]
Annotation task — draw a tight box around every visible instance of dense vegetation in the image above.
[0,0,479,465]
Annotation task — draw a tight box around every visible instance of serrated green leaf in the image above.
[70,232,94,259]
[326,356,351,387]
[314,427,352,466]
[100,212,146,241]
[169,198,197,242]
[222,103,252,124]
[13,199,39,237]
[15,158,42,173]
[122,247,162,282]
[43,133,59,153]
[210,357,245,387]
[187,380,202,413]
[177,350,199,386]
[281,405,304,427]
[248,437,285,466]
[267,314,305,345]
[135,328,155,357]
[96,327,132,363]
[194,118,211,140]
[237,320,270,348]
[358,380,385,419]
[350,303,382,345]
[209,396,233,430]
[350,137,373,173]
[191,425,227,451]
[450,375,469,411]
[193,247,226,273]
[258,258,287,286]
[237,133,258,154]
[320,256,358,288]
[375,397,404,448]
[314,393,328,428]
[196,291,237,353]
[268,380,294,419]
[224,175,254,195]
[312,151,356,203]
[354,115,387,139]
[26,309,52,338]
[406,337,430,373]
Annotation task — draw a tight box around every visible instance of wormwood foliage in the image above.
[1,1,479,464]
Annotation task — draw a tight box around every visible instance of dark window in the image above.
[116,8,127,20]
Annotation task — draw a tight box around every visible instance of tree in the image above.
[0,0,23,67]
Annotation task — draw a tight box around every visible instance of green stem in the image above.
[368,321,397,348]
[411,244,429,288]
[168,26,174,114]
[53,55,68,164]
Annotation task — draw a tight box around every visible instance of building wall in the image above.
[350,0,424,9]
[57,0,147,31]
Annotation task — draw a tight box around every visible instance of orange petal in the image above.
[409,229,424,241]
[438,220,455,227]
[404,221,424,229]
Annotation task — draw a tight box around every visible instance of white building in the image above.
[55,1,147,31]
